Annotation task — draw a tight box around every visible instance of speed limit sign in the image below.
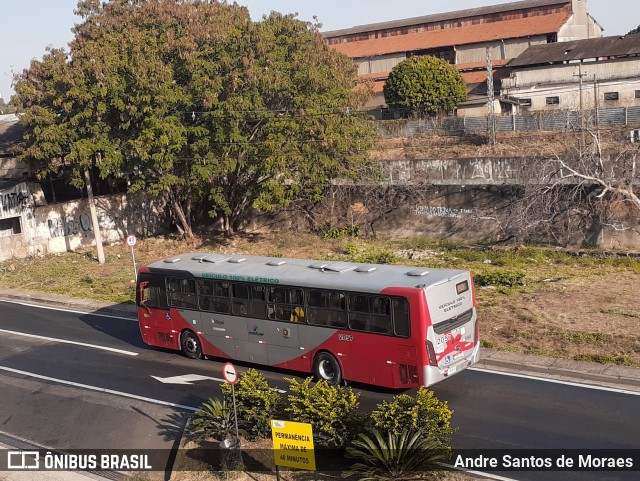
[126,234,137,247]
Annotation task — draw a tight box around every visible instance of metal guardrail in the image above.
[378,106,640,137]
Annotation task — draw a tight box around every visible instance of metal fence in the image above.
[378,106,640,138]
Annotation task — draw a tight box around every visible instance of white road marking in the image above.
[470,367,640,396]
[0,328,139,357]
[439,462,520,481]
[0,299,136,322]
[0,366,198,412]
[152,374,223,384]
[151,374,287,393]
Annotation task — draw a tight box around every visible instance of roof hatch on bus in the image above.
[355,265,377,273]
[267,260,287,266]
[324,262,357,273]
[228,257,247,264]
[406,268,429,277]
[163,257,182,263]
[199,254,230,263]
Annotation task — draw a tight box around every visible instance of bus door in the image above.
[426,274,478,374]
[264,286,305,369]
[138,274,177,349]
[196,279,235,358]
[166,277,199,344]
[231,283,268,365]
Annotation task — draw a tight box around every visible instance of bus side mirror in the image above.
[138,281,151,314]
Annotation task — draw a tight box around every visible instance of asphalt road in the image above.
[1,300,639,481]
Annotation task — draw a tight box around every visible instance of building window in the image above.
[0,217,21,237]
[635,90,640,99]
[545,96,560,105]
[604,92,619,101]
[520,98,532,106]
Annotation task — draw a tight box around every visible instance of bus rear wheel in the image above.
[181,330,202,359]
[313,352,342,386]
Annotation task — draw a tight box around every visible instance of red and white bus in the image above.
[136,252,479,389]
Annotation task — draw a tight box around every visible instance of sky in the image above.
[1,0,638,100]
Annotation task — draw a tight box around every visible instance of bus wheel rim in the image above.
[319,360,334,380]
[185,337,198,353]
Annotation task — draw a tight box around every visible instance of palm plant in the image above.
[341,428,447,481]
[189,397,237,442]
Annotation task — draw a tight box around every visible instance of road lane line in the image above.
[470,367,640,396]
[439,463,520,481]
[0,299,136,322]
[0,365,199,412]
[0,328,139,356]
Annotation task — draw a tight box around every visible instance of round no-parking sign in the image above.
[126,234,137,247]
[223,362,238,384]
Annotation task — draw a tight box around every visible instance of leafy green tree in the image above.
[342,428,447,481]
[0,98,16,114]
[383,56,466,117]
[14,0,379,238]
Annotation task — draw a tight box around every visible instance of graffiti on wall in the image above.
[48,213,106,238]
[0,184,30,217]
[415,206,473,218]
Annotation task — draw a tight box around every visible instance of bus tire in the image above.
[180,330,202,359]
[313,352,342,386]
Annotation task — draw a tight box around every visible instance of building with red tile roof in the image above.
[323,0,603,116]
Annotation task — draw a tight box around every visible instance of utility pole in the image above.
[593,73,599,138]
[573,63,587,150]
[486,47,497,145]
[84,162,105,264]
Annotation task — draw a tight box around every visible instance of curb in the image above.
[476,350,640,393]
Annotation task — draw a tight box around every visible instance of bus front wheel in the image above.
[313,352,342,386]
[181,330,202,359]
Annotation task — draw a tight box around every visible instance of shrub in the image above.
[189,397,237,442]
[357,249,399,265]
[342,428,447,480]
[474,270,525,287]
[370,387,455,448]
[221,368,283,439]
[285,377,362,447]
[321,224,362,239]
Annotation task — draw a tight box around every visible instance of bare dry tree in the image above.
[483,128,640,246]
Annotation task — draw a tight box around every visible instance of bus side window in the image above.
[232,283,266,318]
[166,277,197,309]
[267,287,304,322]
[142,284,163,308]
[198,280,230,314]
[393,298,410,337]
[370,296,392,334]
[348,294,370,331]
[328,291,346,310]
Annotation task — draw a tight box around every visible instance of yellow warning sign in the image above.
[271,420,316,470]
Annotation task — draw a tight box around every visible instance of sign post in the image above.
[126,234,138,280]
[222,362,240,440]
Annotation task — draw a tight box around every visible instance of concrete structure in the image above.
[0,115,169,261]
[501,34,640,113]
[324,0,602,116]
[0,183,168,262]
